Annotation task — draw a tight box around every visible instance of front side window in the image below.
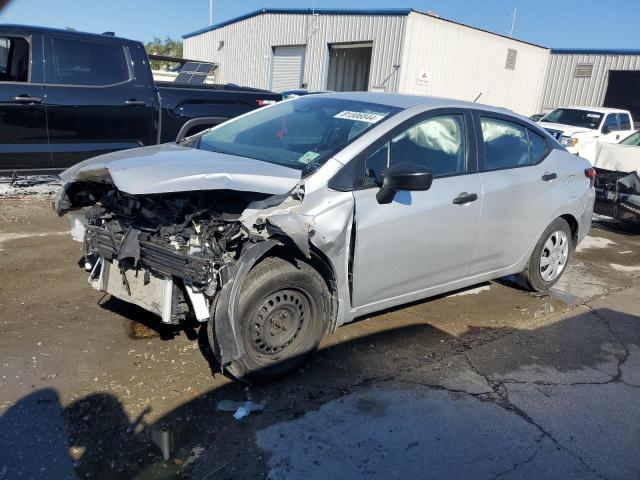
[363,114,466,186]
[51,38,131,86]
[198,96,400,175]
[541,108,603,129]
[620,114,632,130]
[603,114,619,132]
[0,36,29,82]
[481,117,530,170]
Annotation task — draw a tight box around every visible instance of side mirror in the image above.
[602,125,612,135]
[376,162,433,204]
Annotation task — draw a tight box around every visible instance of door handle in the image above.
[124,100,147,106]
[541,172,558,182]
[616,134,620,140]
[452,192,478,205]
[12,95,42,104]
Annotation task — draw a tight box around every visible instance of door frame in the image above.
[324,41,374,92]
[347,107,482,309]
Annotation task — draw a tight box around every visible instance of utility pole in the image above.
[509,6,517,38]
[209,0,213,26]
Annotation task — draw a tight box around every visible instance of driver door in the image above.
[350,110,483,309]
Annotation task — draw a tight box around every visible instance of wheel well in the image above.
[560,214,579,244]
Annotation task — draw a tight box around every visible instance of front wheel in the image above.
[519,218,573,292]
[220,257,331,383]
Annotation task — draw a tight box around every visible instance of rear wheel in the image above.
[224,257,330,383]
[519,218,573,292]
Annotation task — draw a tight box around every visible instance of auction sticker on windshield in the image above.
[334,111,387,124]
[299,151,320,164]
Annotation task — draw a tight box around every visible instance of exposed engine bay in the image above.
[55,181,309,327]
[594,168,640,224]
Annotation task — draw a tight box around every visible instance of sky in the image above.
[0,0,638,49]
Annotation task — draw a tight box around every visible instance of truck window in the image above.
[51,38,131,86]
[619,114,632,130]
[0,36,30,82]
[603,114,619,132]
[541,108,603,129]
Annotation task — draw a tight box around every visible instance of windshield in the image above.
[621,131,640,146]
[197,96,400,175]
[541,108,603,129]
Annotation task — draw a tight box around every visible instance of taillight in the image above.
[256,99,277,107]
[585,167,596,187]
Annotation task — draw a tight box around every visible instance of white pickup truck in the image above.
[538,106,635,154]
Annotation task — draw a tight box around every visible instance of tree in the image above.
[144,37,183,70]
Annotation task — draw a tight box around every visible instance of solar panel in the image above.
[174,62,217,85]
[196,63,212,73]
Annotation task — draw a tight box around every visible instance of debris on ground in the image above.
[0,175,62,198]
[216,400,265,419]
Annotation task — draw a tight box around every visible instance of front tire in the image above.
[223,257,331,383]
[519,218,573,292]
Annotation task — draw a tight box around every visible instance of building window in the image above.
[574,63,594,78]
[505,49,517,70]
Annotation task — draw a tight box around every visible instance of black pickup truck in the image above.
[0,25,281,173]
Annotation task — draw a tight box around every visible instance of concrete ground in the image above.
[1,194,640,479]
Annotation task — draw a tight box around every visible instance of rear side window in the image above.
[528,130,547,163]
[620,114,632,130]
[51,38,131,86]
[0,36,29,82]
[480,117,530,170]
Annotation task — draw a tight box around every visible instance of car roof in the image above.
[0,24,139,45]
[313,91,515,114]
[554,106,631,114]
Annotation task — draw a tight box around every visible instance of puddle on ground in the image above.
[549,263,610,305]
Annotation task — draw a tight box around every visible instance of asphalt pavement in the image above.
[1,196,639,479]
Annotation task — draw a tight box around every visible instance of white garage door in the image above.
[271,46,305,92]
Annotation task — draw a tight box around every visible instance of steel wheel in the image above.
[250,289,309,355]
[539,230,569,282]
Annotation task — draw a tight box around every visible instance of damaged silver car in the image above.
[54,93,595,381]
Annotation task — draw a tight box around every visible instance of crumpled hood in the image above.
[538,122,592,137]
[59,143,302,195]
[578,141,640,173]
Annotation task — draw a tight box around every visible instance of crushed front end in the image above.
[58,184,281,325]
[594,169,640,224]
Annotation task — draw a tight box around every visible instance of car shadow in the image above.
[592,215,640,236]
[1,306,637,479]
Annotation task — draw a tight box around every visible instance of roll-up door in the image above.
[326,44,372,92]
[271,45,305,92]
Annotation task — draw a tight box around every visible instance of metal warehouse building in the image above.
[183,8,550,115]
[183,8,640,118]
[540,49,640,120]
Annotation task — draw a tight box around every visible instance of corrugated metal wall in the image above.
[398,13,550,115]
[539,53,640,111]
[184,13,406,92]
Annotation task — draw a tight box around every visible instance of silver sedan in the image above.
[56,93,596,382]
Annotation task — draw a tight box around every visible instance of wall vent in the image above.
[574,63,594,78]
[505,49,517,70]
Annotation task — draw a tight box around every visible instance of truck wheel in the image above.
[225,257,330,383]
[519,218,573,292]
